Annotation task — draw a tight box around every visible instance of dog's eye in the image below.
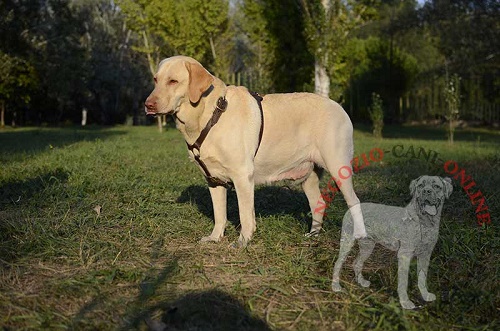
[153,77,158,84]
[168,79,178,85]
[433,184,441,190]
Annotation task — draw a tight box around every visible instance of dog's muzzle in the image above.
[144,98,157,116]
[418,190,442,216]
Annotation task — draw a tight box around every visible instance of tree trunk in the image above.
[1,100,5,128]
[209,36,217,60]
[157,116,162,132]
[314,0,331,98]
[82,108,88,126]
[315,60,330,98]
[141,26,163,133]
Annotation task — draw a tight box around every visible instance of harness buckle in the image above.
[216,97,228,112]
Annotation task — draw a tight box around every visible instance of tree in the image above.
[368,92,384,139]
[300,0,368,99]
[73,0,147,125]
[0,0,42,126]
[119,0,229,131]
[344,37,418,121]
[242,0,314,93]
[0,52,37,127]
[237,0,277,92]
[119,0,229,74]
[421,0,500,121]
[444,73,461,144]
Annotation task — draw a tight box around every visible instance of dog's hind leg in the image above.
[321,148,366,239]
[301,168,325,236]
[353,239,375,288]
[332,224,356,292]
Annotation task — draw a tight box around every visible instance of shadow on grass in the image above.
[71,249,271,330]
[0,168,69,206]
[123,287,272,331]
[0,126,126,161]
[0,168,70,263]
[176,185,310,227]
[120,256,271,331]
[354,123,500,143]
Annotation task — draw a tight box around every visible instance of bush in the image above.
[444,74,461,144]
[369,92,384,139]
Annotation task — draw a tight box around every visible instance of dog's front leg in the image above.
[417,253,436,302]
[233,175,256,248]
[397,251,416,309]
[201,186,228,243]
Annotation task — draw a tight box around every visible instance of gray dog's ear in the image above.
[409,176,422,195]
[185,61,214,104]
[442,177,453,198]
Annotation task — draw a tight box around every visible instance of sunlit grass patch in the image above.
[0,125,498,330]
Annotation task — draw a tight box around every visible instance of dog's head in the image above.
[409,176,453,219]
[144,56,214,116]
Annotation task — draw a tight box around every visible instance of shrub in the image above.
[444,74,461,144]
[368,92,384,139]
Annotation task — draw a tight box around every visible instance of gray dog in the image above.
[331,176,453,309]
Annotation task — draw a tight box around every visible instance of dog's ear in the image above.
[442,177,453,199]
[185,61,214,104]
[409,176,422,195]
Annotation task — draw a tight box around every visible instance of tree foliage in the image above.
[299,0,369,98]
[0,0,497,126]
[344,36,418,121]
[118,0,229,76]
[0,52,37,104]
[238,0,314,93]
[422,0,499,104]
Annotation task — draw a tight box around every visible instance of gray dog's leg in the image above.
[397,251,416,309]
[353,239,375,288]
[417,253,436,302]
[302,169,324,236]
[332,230,355,292]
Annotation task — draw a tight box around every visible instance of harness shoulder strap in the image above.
[186,91,264,187]
[187,97,227,153]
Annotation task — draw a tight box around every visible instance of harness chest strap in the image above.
[186,91,264,187]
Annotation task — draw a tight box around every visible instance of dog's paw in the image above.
[305,230,320,238]
[353,229,367,239]
[200,235,221,243]
[230,234,249,249]
[230,241,247,249]
[331,282,345,293]
[358,278,371,288]
[400,300,416,310]
[422,292,436,302]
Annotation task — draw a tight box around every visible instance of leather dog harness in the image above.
[186,91,264,187]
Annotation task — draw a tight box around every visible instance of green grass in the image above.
[0,124,498,330]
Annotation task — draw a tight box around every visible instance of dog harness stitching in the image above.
[186,91,264,187]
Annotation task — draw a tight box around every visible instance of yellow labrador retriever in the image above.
[145,56,366,247]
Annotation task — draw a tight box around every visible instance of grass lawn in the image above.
[0,124,498,330]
